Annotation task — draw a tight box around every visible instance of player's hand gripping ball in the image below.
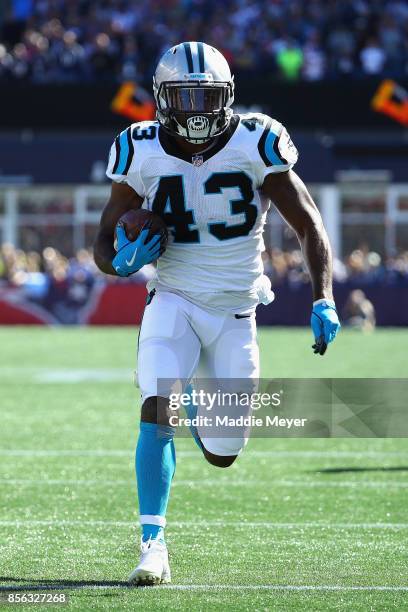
[311,299,341,355]
[112,209,168,277]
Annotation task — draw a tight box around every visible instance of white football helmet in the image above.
[153,42,234,144]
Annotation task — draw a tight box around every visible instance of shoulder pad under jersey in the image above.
[106,121,159,187]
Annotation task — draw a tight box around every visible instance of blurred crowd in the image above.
[1,243,408,292]
[0,243,152,322]
[2,243,408,288]
[1,243,407,325]
[262,246,408,285]
[1,0,408,83]
[0,244,96,323]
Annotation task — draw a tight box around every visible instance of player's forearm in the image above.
[263,171,334,302]
[93,232,117,276]
[299,220,333,302]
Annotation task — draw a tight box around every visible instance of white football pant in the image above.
[137,291,259,456]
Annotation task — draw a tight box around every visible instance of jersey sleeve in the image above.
[251,115,298,187]
[106,126,145,196]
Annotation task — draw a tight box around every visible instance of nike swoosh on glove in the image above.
[112,224,166,277]
[311,299,341,356]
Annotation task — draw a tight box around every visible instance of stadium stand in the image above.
[1,0,408,83]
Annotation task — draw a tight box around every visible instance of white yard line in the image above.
[0,450,130,457]
[265,480,408,488]
[1,584,407,592]
[160,584,408,592]
[0,478,407,488]
[0,519,407,529]
[0,367,132,383]
[0,449,408,458]
[0,479,132,485]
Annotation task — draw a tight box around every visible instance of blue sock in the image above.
[183,384,202,450]
[136,421,176,543]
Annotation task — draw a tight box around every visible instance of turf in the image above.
[0,326,407,611]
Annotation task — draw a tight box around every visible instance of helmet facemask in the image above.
[154,79,234,144]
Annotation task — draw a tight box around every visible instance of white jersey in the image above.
[106,113,298,312]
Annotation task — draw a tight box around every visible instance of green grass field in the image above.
[1,326,408,611]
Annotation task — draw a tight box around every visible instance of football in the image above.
[114,208,168,251]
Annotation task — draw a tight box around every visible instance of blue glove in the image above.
[311,299,341,355]
[112,225,165,277]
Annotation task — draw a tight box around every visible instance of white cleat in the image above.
[128,538,171,586]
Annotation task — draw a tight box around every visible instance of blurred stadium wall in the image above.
[0,1,408,326]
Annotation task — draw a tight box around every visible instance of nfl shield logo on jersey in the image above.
[192,154,204,167]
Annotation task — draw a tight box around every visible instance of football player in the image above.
[94,41,340,585]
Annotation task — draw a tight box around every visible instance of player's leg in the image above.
[194,310,259,467]
[178,383,203,449]
[129,291,200,585]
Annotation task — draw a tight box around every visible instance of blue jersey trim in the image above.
[257,118,288,167]
[116,129,130,174]
[112,127,134,176]
[264,130,284,166]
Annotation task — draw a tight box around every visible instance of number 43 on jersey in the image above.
[151,171,257,243]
